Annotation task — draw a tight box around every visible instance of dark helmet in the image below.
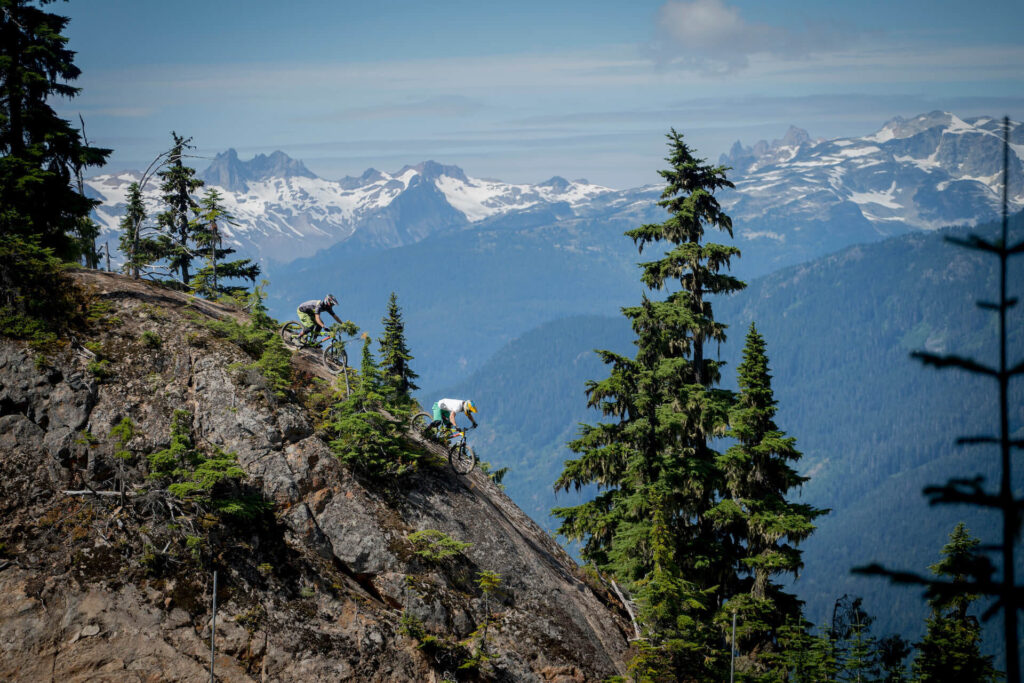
[324,294,338,307]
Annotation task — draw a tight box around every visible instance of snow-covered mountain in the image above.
[85,111,1022,267]
[720,112,1023,245]
[85,156,614,263]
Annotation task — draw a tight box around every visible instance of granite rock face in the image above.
[0,271,630,682]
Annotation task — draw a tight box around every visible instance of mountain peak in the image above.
[539,176,571,191]
[338,167,386,189]
[776,125,811,148]
[396,161,468,183]
[201,149,316,192]
[871,111,960,141]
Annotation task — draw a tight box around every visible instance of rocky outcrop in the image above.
[0,271,631,681]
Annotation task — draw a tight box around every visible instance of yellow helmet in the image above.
[464,400,477,414]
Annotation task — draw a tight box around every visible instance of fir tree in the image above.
[189,188,260,298]
[329,335,418,478]
[117,181,162,279]
[877,634,912,683]
[912,524,1000,683]
[0,0,110,260]
[840,604,878,683]
[154,132,203,285]
[377,292,419,402]
[717,323,827,668]
[553,128,745,677]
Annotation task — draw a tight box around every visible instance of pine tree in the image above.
[553,128,745,677]
[154,132,203,285]
[912,524,1000,683]
[717,323,827,668]
[189,188,260,298]
[0,0,110,260]
[377,292,419,402]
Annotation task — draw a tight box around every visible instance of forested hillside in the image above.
[436,214,1024,653]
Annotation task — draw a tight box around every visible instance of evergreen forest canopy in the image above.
[1,1,1022,680]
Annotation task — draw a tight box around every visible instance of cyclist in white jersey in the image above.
[432,398,478,432]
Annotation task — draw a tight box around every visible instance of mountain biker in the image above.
[297,294,342,346]
[432,398,478,433]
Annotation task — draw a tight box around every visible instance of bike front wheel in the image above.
[322,341,348,373]
[279,321,303,348]
[448,442,476,475]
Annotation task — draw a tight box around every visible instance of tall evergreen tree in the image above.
[377,292,419,402]
[553,128,745,677]
[912,524,1000,683]
[154,132,203,285]
[189,188,260,298]
[0,0,110,260]
[717,323,827,669]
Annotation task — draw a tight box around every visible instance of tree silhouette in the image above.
[856,116,1023,683]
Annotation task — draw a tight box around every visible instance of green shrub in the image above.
[479,461,510,489]
[407,529,472,563]
[0,234,80,348]
[110,417,135,462]
[87,359,112,380]
[147,409,267,519]
[140,330,162,348]
[254,334,292,398]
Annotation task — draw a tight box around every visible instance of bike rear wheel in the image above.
[448,441,476,475]
[322,341,348,373]
[410,412,434,439]
[279,321,303,348]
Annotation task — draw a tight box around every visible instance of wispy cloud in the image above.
[650,0,858,73]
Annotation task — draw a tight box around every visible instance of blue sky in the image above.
[57,0,1024,188]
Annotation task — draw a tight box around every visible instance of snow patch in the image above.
[837,146,881,158]
[848,182,901,209]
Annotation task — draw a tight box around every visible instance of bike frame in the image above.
[301,327,357,350]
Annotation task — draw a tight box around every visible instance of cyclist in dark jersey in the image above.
[297,294,342,346]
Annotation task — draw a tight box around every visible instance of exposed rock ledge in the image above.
[0,270,630,682]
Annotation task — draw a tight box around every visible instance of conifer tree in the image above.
[189,188,260,298]
[377,292,419,402]
[155,132,203,285]
[912,524,1000,683]
[717,323,827,667]
[329,335,419,478]
[553,128,745,676]
[0,0,110,260]
[117,181,162,279]
[877,634,912,683]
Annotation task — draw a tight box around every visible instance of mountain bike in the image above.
[278,321,356,373]
[409,412,477,475]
